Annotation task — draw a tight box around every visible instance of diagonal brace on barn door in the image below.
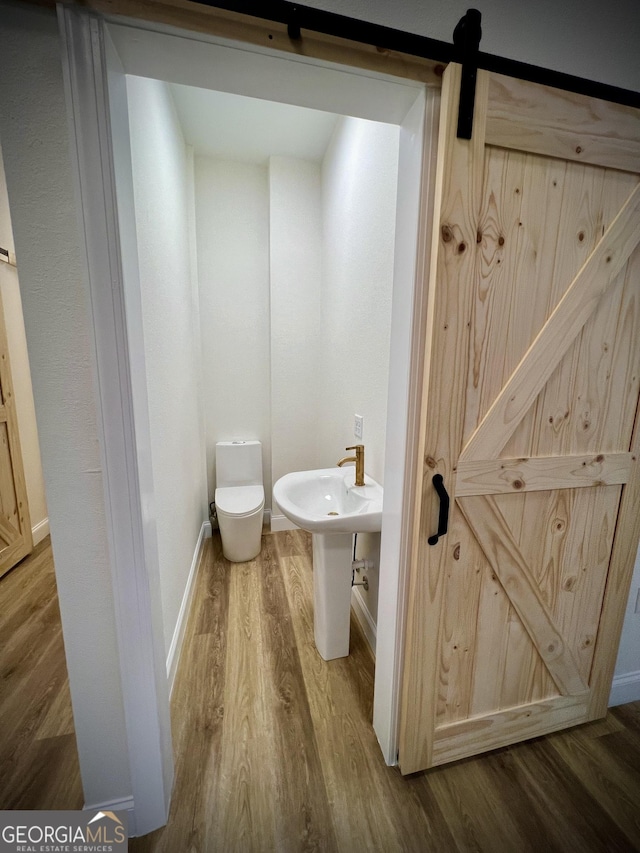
[459,181,640,463]
[0,514,20,547]
[458,494,589,696]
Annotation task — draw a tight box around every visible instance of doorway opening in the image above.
[105,13,436,763]
[126,70,400,664]
[40,6,441,830]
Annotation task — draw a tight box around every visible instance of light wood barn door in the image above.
[0,292,32,577]
[399,63,640,774]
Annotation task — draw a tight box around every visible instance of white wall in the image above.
[0,145,48,542]
[195,158,272,503]
[0,2,132,806]
[319,117,399,483]
[127,76,207,659]
[269,156,323,515]
[319,116,400,632]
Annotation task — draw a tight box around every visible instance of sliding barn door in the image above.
[399,64,640,773]
[0,292,32,577]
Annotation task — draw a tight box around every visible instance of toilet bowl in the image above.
[215,440,264,562]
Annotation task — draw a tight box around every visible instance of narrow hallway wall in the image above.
[127,77,207,659]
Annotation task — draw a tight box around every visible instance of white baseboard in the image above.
[84,795,136,836]
[32,517,50,545]
[166,521,211,697]
[270,513,298,532]
[351,586,377,656]
[609,670,640,706]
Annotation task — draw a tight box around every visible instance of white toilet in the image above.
[215,440,265,562]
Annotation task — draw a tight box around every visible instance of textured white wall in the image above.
[319,117,399,483]
[0,2,132,805]
[127,76,207,658]
[269,156,323,512]
[300,0,640,91]
[195,158,272,503]
[0,145,48,540]
[319,116,400,625]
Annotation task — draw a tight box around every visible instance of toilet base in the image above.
[218,505,264,562]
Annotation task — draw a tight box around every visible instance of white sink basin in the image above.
[274,467,384,659]
[273,467,383,533]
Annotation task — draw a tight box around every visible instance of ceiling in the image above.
[169,83,340,164]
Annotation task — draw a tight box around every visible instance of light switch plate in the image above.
[354,414,363,440]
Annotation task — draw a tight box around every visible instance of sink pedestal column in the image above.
[312,532,353,660]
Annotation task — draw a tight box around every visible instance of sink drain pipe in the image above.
[351,533,370,591]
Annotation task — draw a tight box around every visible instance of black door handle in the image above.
[428,474,450,546]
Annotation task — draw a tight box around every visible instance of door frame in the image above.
[58,7,174,835]
[59,2,441,830]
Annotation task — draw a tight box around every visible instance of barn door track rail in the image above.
[191,0,640,139]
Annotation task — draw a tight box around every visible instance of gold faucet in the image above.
[337,444,365,487]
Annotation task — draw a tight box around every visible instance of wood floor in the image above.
[0,536,83,809]
[2,531,640,850]
[132,530,640,853]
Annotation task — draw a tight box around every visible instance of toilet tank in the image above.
[215,440,263,488]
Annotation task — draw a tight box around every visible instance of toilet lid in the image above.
[215,485,264,517]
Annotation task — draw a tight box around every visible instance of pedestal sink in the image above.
[273,468,383,660]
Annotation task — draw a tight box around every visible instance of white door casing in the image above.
[58,5,173,834]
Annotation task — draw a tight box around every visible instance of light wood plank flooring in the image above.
[132,530,640,852]
[0,536,83,809]
[2,531,640,850]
